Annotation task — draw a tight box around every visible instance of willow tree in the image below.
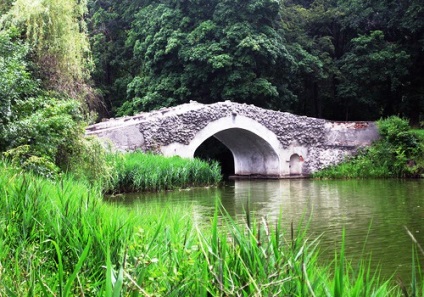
[2,0,94,104]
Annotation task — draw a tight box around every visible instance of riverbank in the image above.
[0,162,422,295]
[313,116,424,179]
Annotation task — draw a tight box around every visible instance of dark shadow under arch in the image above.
[194,128,280,177]
[194,136,235,179]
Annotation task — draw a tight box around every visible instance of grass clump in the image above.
[1,161,422,296]
[106,151,222,193]
[0,161,134,296]
[314,116,424,179]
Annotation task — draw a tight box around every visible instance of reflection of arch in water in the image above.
[289,154,303,175]
[161,115,283,176]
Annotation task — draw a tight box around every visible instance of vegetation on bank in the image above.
[314,116,424,179]
[1,162,423,296]
[3,148,222,194]
[106,152,222,193]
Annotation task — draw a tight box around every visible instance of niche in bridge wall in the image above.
[194,136,235,178]
[289,154,303,175]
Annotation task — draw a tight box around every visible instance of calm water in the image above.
[116,179,424,281]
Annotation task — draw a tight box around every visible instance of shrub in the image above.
[314,116,424,178]
[62,136,115,188]
[3,145,60,179]
[377,115,410,139]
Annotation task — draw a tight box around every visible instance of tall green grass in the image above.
[0,161,422,296]
[106,152,222,193]
[0,162,134,295]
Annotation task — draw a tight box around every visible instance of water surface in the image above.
[115,179,424,281]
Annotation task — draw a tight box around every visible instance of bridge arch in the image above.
[87,101,381,177]
[161,115,283,176]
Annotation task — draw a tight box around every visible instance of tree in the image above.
[2,0,96,108]
[0,30,86,177]
[285,0,423,121]
[84,0,424,122]
[118,0,296,114]
[87,0,147,116]
[0,30,38,150]
[337,30,410,120]
[338,0,424,122]
[281,0,342,118]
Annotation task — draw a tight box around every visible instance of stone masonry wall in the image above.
[87,101,379,174]
[135,101,328,150]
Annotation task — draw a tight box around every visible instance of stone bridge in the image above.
[86,101,379,177]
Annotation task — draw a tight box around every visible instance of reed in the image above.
[106,152,222,193]
[0,161,422,296]
[0,162,135,295]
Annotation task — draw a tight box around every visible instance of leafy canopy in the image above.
[118,0,296,114]
[0,30,38,149]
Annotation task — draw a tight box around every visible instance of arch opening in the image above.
[194,127,280,177]
[194,136,235,179]
[161,115,283,177]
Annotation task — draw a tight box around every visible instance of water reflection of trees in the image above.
[124,179,424,281]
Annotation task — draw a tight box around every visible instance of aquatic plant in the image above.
[107,151,222,193]
[0,161,422,296]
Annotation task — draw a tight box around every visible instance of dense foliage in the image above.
[1,2,423,176]
[0,30,37,149]
[313,117,424,178]
[1,0,423,123]
[0,29,92,178]
[1,1,424,293]
[1,0,424,177]
[116,0,295,114]
[0,2,102,179]
[87,0,424,122]
[2,0,95,104]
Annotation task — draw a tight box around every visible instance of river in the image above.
[116,179,424,282]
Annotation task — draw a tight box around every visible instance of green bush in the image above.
[3,145,60,179]
[1,93,91,177]
[377,116,410,139]
[0,80,115,183]
[62,136,115,188]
